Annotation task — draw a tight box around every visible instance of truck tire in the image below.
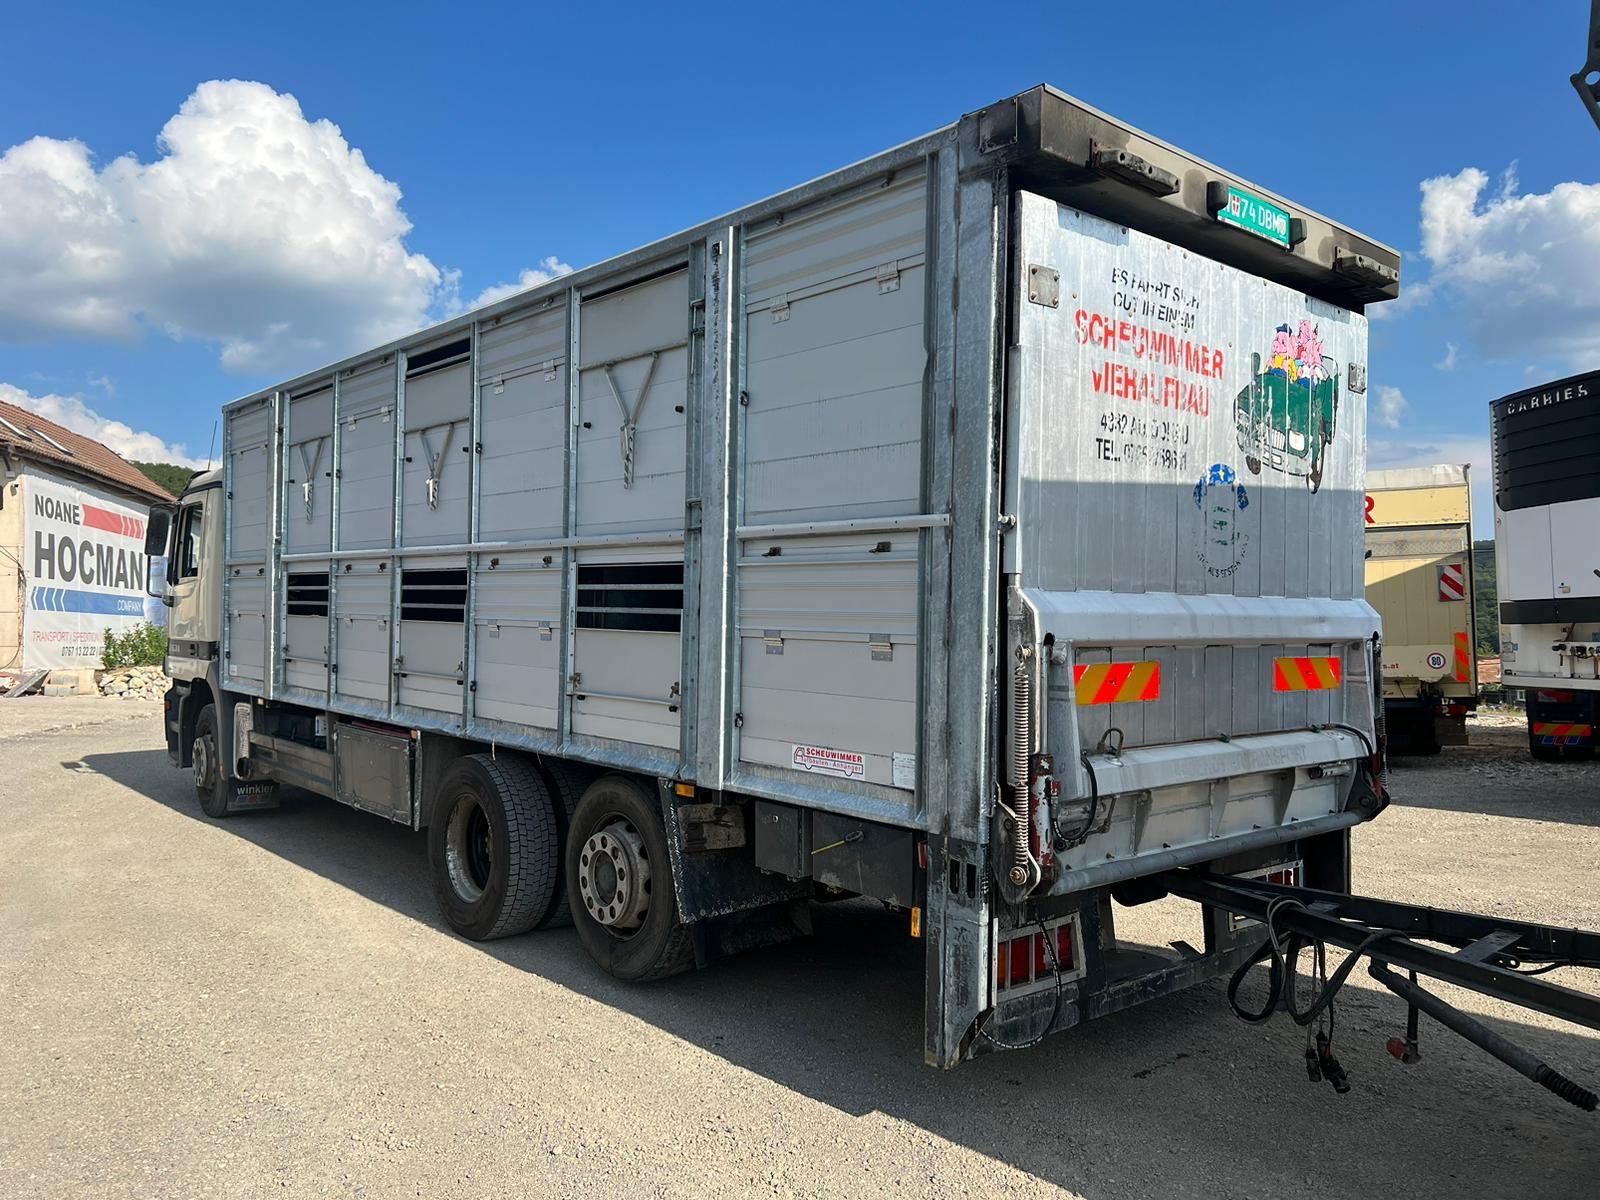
[533,759,594,930]
[192,704,232,818]
[428,753,559,942]
[566,774,693,982]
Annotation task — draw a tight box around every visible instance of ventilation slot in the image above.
[576,562,684,633]
[401,567,468,623]
[286,571,330,617]
[405,337,471,379]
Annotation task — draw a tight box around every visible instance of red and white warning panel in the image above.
[1273,656,1343,692]
[1438,561,1467,602]
[1072,661,1161,706]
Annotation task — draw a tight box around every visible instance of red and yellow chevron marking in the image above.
[1454,631,1470,683]
[1073,661,1161,706]
[1273,656,1342,692]
[1533,722,1592,744]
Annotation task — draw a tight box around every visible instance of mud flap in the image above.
[226,778,280,813]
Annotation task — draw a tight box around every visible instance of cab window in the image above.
[175,505,204,580]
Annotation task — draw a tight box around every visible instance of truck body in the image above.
[1493,368,1600,760]
[1364,465,1477,752]
[147,85,1396,1066]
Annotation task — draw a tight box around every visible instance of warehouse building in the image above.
[0,399,175,685]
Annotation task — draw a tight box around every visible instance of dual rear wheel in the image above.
[427,757,691,980]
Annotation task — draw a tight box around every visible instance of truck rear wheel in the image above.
[566,774,693,982]
[533,759,593,930]
[429,753,558,941]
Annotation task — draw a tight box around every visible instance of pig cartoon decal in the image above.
[1235,320,1339,492]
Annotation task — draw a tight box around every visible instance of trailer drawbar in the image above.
[1162,870,1600,1111]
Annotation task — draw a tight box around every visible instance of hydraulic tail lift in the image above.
[1159,869,1600,1112]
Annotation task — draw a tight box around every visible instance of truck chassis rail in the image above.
[1160,869,1600,1111]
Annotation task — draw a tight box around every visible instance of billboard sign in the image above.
[23,470,161,669]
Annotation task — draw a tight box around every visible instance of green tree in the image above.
[133,461,197,497]
[103,622,169,668]
[1472,539,1499,656]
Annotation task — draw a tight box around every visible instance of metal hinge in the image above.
[870,633,893,662]
[876,263,901,294]
[1028,264,1060,308]
[770,295,790,323]
[764,630,784,656]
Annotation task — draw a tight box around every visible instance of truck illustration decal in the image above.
[1236,319,1340,493]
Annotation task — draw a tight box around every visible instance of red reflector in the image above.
[1057,925,1076,970]
[996,940,1009,988]
[1010,937,1033,985]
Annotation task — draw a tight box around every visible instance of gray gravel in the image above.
[2,699,1598,1198]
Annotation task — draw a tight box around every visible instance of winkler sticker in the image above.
[1193,463,1251,579]
[1235,319,1339,493]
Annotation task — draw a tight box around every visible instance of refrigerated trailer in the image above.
[146,85,1402,1067]
[1493,368,1600,760]
[1364,466,1478,753]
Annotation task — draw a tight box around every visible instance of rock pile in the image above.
[99,665,170,701]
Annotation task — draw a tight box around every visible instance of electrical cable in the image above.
[977,914,1066,1052]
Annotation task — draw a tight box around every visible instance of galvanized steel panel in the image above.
[284,386,334,555]
[334,565,389,703]
[336,364,397,551]
[473,553,562,729]
[227,400,274,560]
[1012,192,1373,762]
[401,361,471,546]
[477,307,568,541]
[574,271,688,536]
[741,176,927,526]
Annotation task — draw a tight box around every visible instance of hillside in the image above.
[132,461,197,497]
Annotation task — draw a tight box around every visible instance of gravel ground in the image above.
[2,700,1598,1199]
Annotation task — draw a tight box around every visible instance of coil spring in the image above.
[1011,661,1032,876]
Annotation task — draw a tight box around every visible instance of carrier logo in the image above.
[1193,463,1251,579]
[1500,380,1590,415]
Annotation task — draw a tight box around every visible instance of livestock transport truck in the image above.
[1363,466,1478,754]
[143,86,1410,1068]
[1493,368,1600,761]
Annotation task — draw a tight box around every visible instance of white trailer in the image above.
[1493,368,1600,760]
[146,85,1398,1066]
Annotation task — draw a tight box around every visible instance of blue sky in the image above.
[3,1,1597,530]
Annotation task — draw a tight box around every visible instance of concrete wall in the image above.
[0,466,23,672]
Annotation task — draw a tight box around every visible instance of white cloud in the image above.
[1,382,209,468]
[0,80,566,377]
[1374,385,1408,430]
[1410,165,1600,366]
[462,257,574,311]
[1434,342,1457,371]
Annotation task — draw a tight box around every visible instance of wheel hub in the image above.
[444,796,494,903]
[192,734,214,791]
[578,819,651,931]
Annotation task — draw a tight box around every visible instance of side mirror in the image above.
[144,505,175,601]
[144,504,175,556]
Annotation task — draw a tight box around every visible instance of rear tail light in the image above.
[1537,690,1576,704]
[1444,704,1467,717]
[995,914,1084,997]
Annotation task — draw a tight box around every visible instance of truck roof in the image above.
[225,84,1401,412]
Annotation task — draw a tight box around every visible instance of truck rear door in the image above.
[1007,191,1380,889]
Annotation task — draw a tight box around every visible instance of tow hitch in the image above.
[1162,869,1600,1112]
